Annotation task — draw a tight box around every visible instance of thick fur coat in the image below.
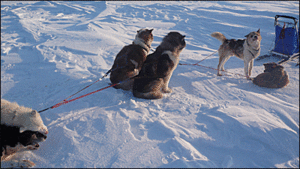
[252,62,289,88]
[1,99,48,134]
[133,32,186,99]
[1,99,48,168]
[211,29,262,79]
[110,28,154,90]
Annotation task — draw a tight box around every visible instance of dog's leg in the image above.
[218,54,230,76]
[133,79,164,99]
[162,74,173,93]
[244,60,252,80]
[248,59,254,77]
[217,53,224,76]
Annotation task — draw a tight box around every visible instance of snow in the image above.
[1,1,299,168]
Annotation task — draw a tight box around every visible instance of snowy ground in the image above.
[1,1,299,168]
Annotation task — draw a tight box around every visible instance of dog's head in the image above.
[135,28,154,46]
[19,110,48,135]
[245,29,262,48]
[18,130,47,149]
[263,62,284,73]
[161,32,186,53]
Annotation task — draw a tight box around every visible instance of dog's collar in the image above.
[248,48,260,58]
[141,43,151,52]
[248,50,255,58]
[133,39,150,53]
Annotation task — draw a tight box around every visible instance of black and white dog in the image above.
[1,124,47,168]
[1,99,48,168]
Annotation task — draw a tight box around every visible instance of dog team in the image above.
[111,28,288,94]
[2,27,291,167]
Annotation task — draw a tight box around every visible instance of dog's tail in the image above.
[211,32,226,43]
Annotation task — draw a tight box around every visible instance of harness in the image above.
[133,40,151,54]
[246,40,260,58]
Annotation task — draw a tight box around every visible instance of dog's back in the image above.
[252,63,289,88]
[110,44,147,83]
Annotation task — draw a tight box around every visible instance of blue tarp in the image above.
[273,25,299,56]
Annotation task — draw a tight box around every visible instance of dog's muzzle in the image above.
[251,35,258,41]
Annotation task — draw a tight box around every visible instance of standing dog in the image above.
[252,62,289,88]
[133,32,186,99]
[211,29,262,79]
[110,28,154,90]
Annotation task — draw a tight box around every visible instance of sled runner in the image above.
[257,15,299,65]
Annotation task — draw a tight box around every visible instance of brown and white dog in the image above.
[110,28,154,90]
[133,32,186,99]
[252,62,289,88]
[211,29,262,79]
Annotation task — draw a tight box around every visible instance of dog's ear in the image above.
[245,33,250,38]
[257,29,260,33]
[149,29,154,33]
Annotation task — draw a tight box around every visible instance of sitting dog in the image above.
[133,32,186,99]
[110,28,154,90]
[211,29,262,80]
[252,62,289,88]
[1,99,48,168]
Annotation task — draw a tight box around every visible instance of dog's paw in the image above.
[162,87,172,93]
[246,76,253,80]
[217,73,223,76]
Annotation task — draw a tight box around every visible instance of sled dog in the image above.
[252,62,289,88]
[110,28,154,90]
[133,32,186,99]
[211,29,262,79]
[1,99,48,168]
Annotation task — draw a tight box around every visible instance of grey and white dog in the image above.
[211,29,262,79]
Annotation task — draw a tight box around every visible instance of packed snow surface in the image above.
[1,1,299,168]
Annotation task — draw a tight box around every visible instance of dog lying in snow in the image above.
[1,99,48,168]
[252,62,289,88]
[110,28,154,90]
[211,29,262,80]
[133,32,186,99]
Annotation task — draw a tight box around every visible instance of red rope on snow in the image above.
[38,82,119,113]
[38,71,135,113]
